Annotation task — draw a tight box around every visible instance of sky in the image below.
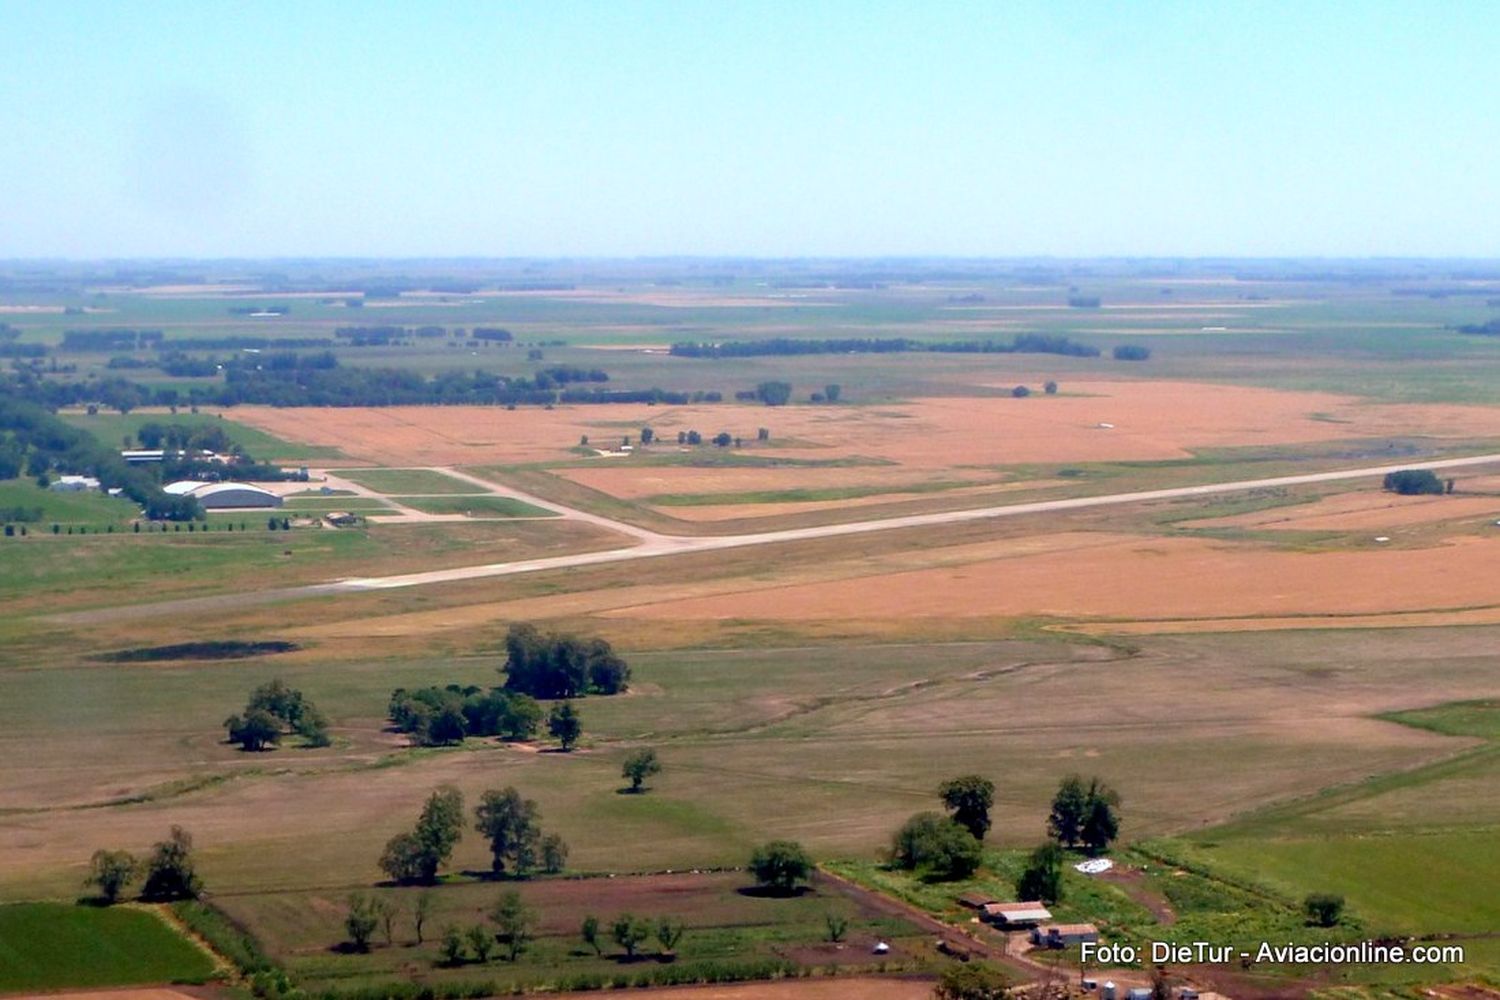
[2,0,1499,259]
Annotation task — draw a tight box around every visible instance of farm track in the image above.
[49,453,1500,623]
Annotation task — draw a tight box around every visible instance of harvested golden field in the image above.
[232,380,1500,471]
[1187,491,1500,532]
[603,534,1500,625]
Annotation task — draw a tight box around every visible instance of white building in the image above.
[163,480,283,509]
[49,475,101,492]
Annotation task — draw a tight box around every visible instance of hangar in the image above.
[163,481,284,509]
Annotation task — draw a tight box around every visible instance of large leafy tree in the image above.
[890,812,983,881]
[748,840,813,894]
[1016,842,1065,904]
[140,826,202,901]
[938,775,995,841]
[381,786,465,883]
[474,787,541,876]
[86,849,139,904]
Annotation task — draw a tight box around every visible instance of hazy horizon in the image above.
[5,0,1499,259]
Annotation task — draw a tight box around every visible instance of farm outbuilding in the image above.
[163,481,283,509]
[1031,922,1100,948]
[49,475,100,492]
[981,901,1053,928]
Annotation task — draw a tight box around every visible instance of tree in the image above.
[1304,893,1345,927]
[1080,782,1122,855]
[491,889,536,961]
[655,917,684,956]
[140,826,201,901]
[345,893,380,952]
[712,431,732,447]
[1113,344,1151,361]
[825,912,848,942]
[440,925,466,964]
[1044,380,1058,395]
[1016,842,1065,904]
[612,913,650,959]
[748,840,812,894]
[934,962,1016,1000]
[890,812,982,880]
[541,833,569,874]
[86,849,138,903]
[467,922,495,962]
[428,704,467,744]
[295,703,332,747]
[755,381,792,406]
[1048,775,1089,848]
[640,427,654,445]
[549,701,581,751]
[1383,469,1444,496]
[757,427,770,441]
[622,748,661,792]
[938,775,995,841]
[375,895,397,946]
[414,890,436,944]
[474,787,541,876]
[824,383,841,403]
[382,786,465,883]
[1011,385,1031,398]
[581,914,602,955]
[224,708,282,751]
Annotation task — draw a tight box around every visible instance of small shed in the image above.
[1030,922,1100,948]
[981,901,1053,927]
[958,891,996,911]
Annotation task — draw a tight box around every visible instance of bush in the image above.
[1113,344,1151,361]
[748,840,813,893]
[1304,892,1345,927]
[1383,469,1444,495]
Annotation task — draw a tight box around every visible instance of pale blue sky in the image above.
[3,1,1498,258]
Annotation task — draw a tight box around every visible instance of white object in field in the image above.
[1097,422,1115,429]
[1075,858,1114,875]
[872,941,890,954]
[1374,536,1391,543]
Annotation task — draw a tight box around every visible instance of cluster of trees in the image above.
[579,912,685,961]
[389,684,543,746]
[1383,468,1448,495]
[883,774,1121,892]
[0,392,201,519]
[1112,344,1151,361]
[502,624,631,699]
[223,679,330,751]
[378,785,570,884]
[888,776,995,881]
[60,329,164,351]
[85,826,202,903]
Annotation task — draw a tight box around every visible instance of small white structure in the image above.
[121,449,165,463]
[164,480,283,509]
[1075,858,1114,875]
[49,475,100,492]
[1101,983,1117,1000]
[871,941,890,955]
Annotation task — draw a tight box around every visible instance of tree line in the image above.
[669,333,1148,361]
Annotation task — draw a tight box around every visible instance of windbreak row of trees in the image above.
[671,333,1149,360]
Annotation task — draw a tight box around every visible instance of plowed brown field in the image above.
[230,380,1500,470]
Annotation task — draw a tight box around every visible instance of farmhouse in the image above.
[49,475,100,492]
[163,480,283,509]
[1031,922,1100,948]
[981,901,1053,928]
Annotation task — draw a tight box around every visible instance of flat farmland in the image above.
[214,871,928,994]
[228,380,1500,473]
[2,629,1495,900]
[603,531,1500,627]
[1184,489,1500,532]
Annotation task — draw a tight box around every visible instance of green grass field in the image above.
[0,902,215,991]
[400,494,556,517]
[0,478,141,527]
[339,468,479,494]
[61,410,342,460]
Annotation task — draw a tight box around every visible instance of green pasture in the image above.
[400,494,556,517]
[0,478,140,527]
[339,468,478,494]
[60,409,340,460]
[0,902,215,992]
